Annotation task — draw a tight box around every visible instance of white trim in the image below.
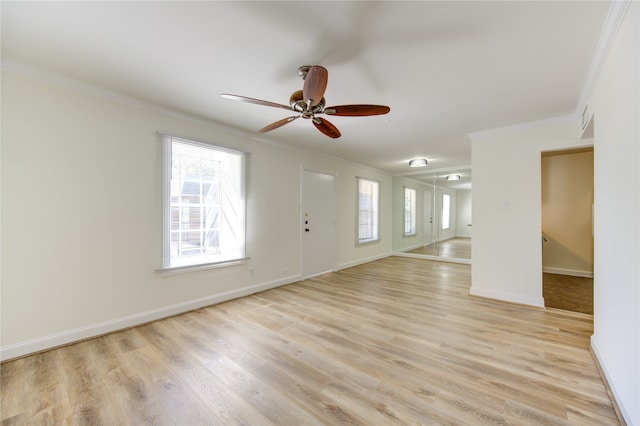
[0,274,302,362]
[159,132,249,156]
[302,270,336,279]
[469,286,545,308]
[591,335,633,425]
[467,114,577,140]
[576,0,632,117]
[393,251,471,265]
[157,257,250,276]
[542,267,593,278]
[356,177,381,245]
[403,186,417,236]
[396,243,425,252]
[336,253,392,271]
[160,135,247,271]
[468,1,631,143]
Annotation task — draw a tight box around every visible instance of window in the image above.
[404,187,417,236]
[357,178,379,243]
[442,193,451,230]
[161,134,246,270]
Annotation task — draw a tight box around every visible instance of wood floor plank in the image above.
[408,237,472,259]
[1,256,620,425]
[0,358,25,423]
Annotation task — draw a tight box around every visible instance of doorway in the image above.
[541,147,594,314]
[302,170,336,278]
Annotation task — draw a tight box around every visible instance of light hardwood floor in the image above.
[1,257,619,425]
[408,238,472,260]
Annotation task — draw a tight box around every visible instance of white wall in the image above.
[470,4,639,422]
[470,117,590,307]
[0,69,392,359]
[588,2,639,423]
[455,189,472,238]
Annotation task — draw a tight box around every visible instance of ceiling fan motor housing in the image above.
[290,90,324,118]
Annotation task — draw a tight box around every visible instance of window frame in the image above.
[356,177,380,244]
[403,186,417,236]
[160,133,247,272]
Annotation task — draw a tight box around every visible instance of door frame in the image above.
[300,167,337,278]
[423,190,433,245]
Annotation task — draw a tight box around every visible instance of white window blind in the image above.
[161,134,246,270]
[442,193,451,230]
[357,177,379,243]
[404,187,417,236]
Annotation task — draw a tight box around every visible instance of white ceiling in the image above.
[1,1,610,176]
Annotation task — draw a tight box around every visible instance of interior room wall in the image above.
[1,69,392,359]
[471,4,638,422]
[469,117,590,307]
[541,149,594,276]
[391,176,430,252]
[588,2,639,423]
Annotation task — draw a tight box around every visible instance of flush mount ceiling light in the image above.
[409,158,428,168]
[446,174,461,181]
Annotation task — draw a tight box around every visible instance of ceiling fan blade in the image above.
[323,104,390,116]
[258,116,299,133]
[312,117,341,139]
[303,66,328,107]
[221,93,294,112]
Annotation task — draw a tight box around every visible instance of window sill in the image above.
[357,238,380,246]
[157,257,250,276]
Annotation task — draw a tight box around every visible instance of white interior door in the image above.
[424,190,433,244]
[302,170,336,278]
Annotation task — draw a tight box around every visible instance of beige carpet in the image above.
[543,273,593,315]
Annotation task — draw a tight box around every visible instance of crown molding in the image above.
[575,0,632,116]
[467,114,578,140]
[468,1,632,143]
[0,60,259,141]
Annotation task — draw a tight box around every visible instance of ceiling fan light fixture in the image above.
[446,174,461,181]
[222,65,390,138]
[409,158,428,168]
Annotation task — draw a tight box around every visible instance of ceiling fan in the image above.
[221,65,390,139]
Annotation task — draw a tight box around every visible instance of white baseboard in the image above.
[542,267,593,278]
[0,274,302,362]
[336,252,392,271]
[393,251,471,265]
[399,243,425,252]
[591,335,633,425]
[469,286,545,308]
